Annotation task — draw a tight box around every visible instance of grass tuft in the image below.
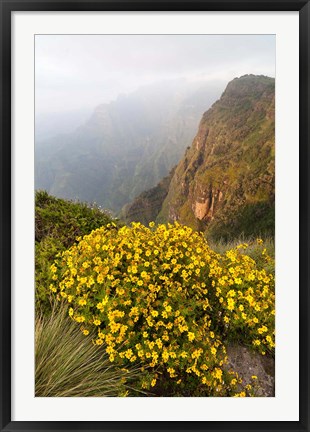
[35,303,143,397]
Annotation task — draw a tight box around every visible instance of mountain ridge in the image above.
[123,74,275,240]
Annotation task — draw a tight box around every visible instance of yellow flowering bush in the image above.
[50,222,239,395]
[50,222,275,395]
[207,242,275,356]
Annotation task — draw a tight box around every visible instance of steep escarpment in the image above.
[158,75,275,239]
[124,75,275,238]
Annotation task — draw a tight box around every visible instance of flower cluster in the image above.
[50,222,275,395]
[208,242,275,355]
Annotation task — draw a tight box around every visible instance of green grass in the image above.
[35,303,144,397]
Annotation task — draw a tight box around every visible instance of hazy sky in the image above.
[35,34,275,115]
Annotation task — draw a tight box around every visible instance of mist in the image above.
[35,34,275,117]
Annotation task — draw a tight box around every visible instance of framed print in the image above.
[1,0,309,431]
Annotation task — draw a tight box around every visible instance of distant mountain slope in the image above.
[120,167,176,225]
[35,79,222,213]
[124,75,275,240]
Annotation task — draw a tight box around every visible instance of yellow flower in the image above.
[235,391,246,397]
[258,326,268,334]
[49,284,57,293]
[191,349,202,359]
[50,264,57,273]
[93,319,101,326]
[79,298,87,306]
[162,351,169,362]
[213,368,222,380]
[227,298,235,311]
[211,347,217,356]
[187,332,195,342]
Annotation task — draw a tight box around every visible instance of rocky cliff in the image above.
[124,75,275,240]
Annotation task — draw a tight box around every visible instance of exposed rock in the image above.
[160,74,275,239]
[194,199,211,220]
[120,75,275,240]
[225,344,275,397]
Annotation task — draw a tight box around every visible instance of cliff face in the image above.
[159,75,275,239]
[125,75,275,239]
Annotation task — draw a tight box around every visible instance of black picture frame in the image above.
[1,1,309,431]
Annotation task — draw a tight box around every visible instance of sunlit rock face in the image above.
[157,75,275,240]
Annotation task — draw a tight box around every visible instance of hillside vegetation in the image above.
[35,190,117,312]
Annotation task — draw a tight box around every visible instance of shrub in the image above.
[51,222,237,395]
[207,241,275,356]
[35,190,117,314]
[50,223,274,396]
[50,222,274,396]
[35,190,115,246]
[35,302,143,397]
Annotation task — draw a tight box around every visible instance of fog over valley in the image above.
[35,35,275,214]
